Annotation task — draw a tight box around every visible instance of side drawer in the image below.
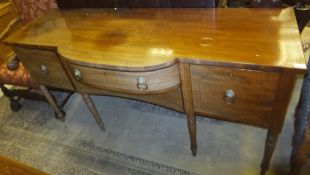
[191,65,280,127]
[13,47,74,90]
[68,63,180,94]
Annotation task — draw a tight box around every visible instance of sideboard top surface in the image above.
[5,8,306,72]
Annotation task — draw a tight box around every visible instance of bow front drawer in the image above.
[191,65,280,127]
[68,64,180,94]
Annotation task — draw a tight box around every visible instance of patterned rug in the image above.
[0,93,197,175]
[1,82,309,175]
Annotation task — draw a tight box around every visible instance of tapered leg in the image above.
[187,113,197,156]
[260,71,296,174]
[39,85,65,120]
[81,93,105,132]
[260,131,279,175]
[179,63,197,156]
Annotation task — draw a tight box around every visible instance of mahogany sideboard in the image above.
[4,8,306,174]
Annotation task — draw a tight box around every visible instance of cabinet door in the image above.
[191,65,279,127]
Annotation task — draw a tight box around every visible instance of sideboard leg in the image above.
[187,114,197,156]
[81,93,105,132]
[179,63,197,156]
[260,131,279,175]
[260,71,296,175]
[39,85,65,120]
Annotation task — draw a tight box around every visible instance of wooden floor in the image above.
[0,155,48,175]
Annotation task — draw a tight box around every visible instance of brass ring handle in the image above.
[223,89,235,104]
[73,68,82,80]
[137,76,148,91]
[40,64,48,75]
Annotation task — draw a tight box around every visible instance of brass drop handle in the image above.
[73,68,82,80]
[137,76,148,91]
[223,89,235,104]
[40,64,48,75]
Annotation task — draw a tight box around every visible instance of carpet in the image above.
[0,78,309,175]
[0,94,199,175]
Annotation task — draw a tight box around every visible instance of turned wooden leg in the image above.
[179,63,197,156]
[260,131,279,175]
[81,93,105,132]
[39,85,65,120]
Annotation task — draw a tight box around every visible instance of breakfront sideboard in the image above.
[4,8,306,174]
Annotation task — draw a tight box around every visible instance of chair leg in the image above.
[0,84,21,111]
[0,83,72,120]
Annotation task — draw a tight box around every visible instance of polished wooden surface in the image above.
[0,155,48,175]
[191,65,280,128]
[69,63,180,94]
[13,47,74,90]
[5,8,305,72]
[4,8,306,175]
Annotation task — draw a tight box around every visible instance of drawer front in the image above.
[13,47,74,90]
[68,63,180,94]
[191,65,279,127]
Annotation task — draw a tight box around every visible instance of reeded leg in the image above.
[187,114,197,156]
[260,131,279,175]
[81,93,105,132]
[39,85,65,120]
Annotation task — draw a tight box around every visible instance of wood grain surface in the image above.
[4,8,306,73]
[0,155,48,175]
[12,47,74,90]
[191,65,280,128]
[69,63,180,94]
[3,8,306,174]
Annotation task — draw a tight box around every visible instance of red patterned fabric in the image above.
[12,0,56,24]
[0,63,37,88]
